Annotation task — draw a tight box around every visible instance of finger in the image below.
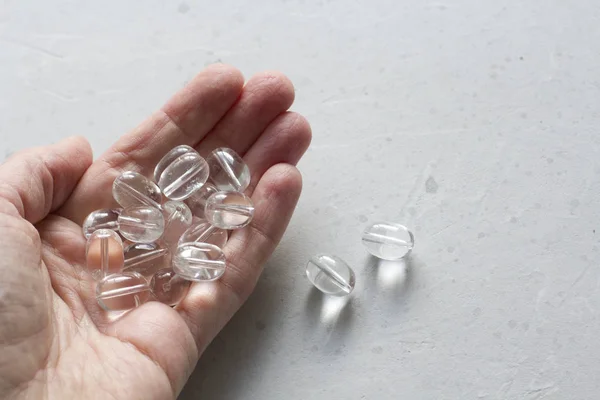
[178,164,302,352]
[243,112,311,195]
[0,136,92,224]
[60,64,244,224]
[197,71,295,156]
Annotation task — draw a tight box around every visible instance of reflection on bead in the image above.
[118,206,165,243]
[86,229,124,281]
[156,147,209,201]
[206,147,251,192]
[305,254,355,296]
[95,271,151,311]
[150,268,190,306]
[124,242,169,277]
[173,242,226,282]
[82,208,122,239]
[179,220,228,249]
[161,201,193,250]
[204,191,254,229]
[361,222,414,260]
[112,171,162,209]
[184,183,218,219]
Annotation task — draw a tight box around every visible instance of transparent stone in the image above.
[112,171,162,209]
[118,206,165,243]
[184,183,218,219]
[153,145,195,183]
[82,208,122,239]
[173,242,226,282]
[204,191,254,229]
[86,229,124,281]
[96,271,151,311]
[206,147,251,192]
[156,147,209,201]
[179,220,228,249]
[150,268,191,306]
[362,222,414,260]
[160,201,193,249]
[305,254,355,296]
[124,242,170,277]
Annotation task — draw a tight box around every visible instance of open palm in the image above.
[0,65,311,399]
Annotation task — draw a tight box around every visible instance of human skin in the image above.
[0,64,311,400]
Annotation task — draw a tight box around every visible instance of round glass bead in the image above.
[95,271,151,311]
[305,254,355,296]
[361,222,414,260]
[153,145,195,183]
[206,147,251,192]
[86,229,124,281]
[112,171,162,209]
[204,191,254,229]
[179,221,228,249]
[156,147,209,201]
[118,206,165,243]
[173,242,226,282]
[150,268,191,306]
[124,242,170,277]
[184,183,219,219]
[82,208,122,239]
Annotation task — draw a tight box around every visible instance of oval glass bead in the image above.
[112,171,162,209]
[82,208,122,239]
[95,271,151,311]
[179,221,228,249]
[361,222,414,260]
[173,242,226,282]
[161,201,193,249]
[305,254,355,296]
[153,145,196,183]
[150,268,191,306]
[206,147,251,192]
[118,206,165,243]
[86,229,124,281]
[184,183,218,219]
[124,242,170,277]
[204,191,254,229]
[157,151,209,201]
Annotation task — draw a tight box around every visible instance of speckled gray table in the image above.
[2,1,599,398]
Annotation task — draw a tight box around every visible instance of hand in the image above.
[0,64,311,399]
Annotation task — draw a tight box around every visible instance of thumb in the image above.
[0,136,93,224]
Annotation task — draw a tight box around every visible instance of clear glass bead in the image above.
[361,222,414,260]
[160,201,193,249]
[173,242,226,282]
[179,221,228,248]
[86,229,124,281]
[184,183,218,219]
[118,206,165,243]
[82,208,122,239]
[305,254,355,296]
[153,145,195,183]
[112,171,162,209]
[204,191,254,229]
[95,271,151,311]
[206,147,251,192]
[156,147,209,201]
[150,268,190,306]
[124,242,170,277]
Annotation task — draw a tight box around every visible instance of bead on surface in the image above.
[86,229,124,281]
[95,271,151,311]
[150,268,191,306]
[173,242,227,282]
[206,147,251,192]
[179,220,228,249]
[184,183,219,219]
[161,201,193,249]
[112,171,162,209]
[156,146,209,201]
[124,242,170,277]
[204,191,254,229]
[305,254,355,296]
[118,206,165,243]
[361,222,414,260]
[82,208,122,239]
